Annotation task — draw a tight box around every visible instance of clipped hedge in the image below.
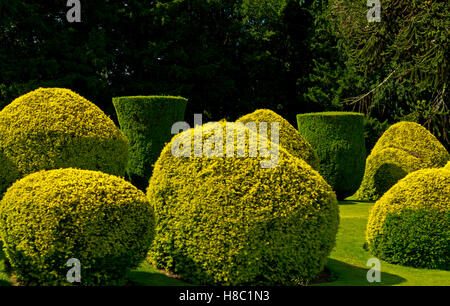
[0,88,128,195]
[0,168,155,285]
[113,96,187,190]
[366,168,449,270]
[354,121,449,200]
[296,112,366,200]
[148,121,339,285]
[237,109,319,169]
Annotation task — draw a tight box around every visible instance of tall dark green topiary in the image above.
[113,96,188,190]
[297,112,366,200]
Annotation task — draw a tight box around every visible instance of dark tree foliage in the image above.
[0,0,447,150]
[0,0,319,126]
[330,0,449,149]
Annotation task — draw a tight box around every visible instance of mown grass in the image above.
[0,200,448,286]
[315,201,450,286]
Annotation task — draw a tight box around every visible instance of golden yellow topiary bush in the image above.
[0,88,128,194]
[0,168,155,285]
[237,109,319,169]
[445,161,450,170]
[354,121,449,200]
[366,168,450,270]
[147,120,339,285]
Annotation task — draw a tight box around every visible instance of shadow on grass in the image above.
[127,271,191,286]
[0,248,12,286]
[338,201,358,206]
[339,200,374,205]
[319,258,406,286]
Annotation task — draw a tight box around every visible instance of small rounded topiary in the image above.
[113,96,188,190]
[354,121,449,200]
[148,121,339,285]
[0,168,155,285]
[237,109,319,169]
[296,112,366,200]
[366,168,449,270]
[0,88,128,195]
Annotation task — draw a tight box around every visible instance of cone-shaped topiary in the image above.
[354,121,449,200]
[0,88,128,195]
[113,96,188,190]
[0,168,155,285]
[296,112,366,200]
[366,168,449,270]
[237,109,319,169]
[148,120,339,285]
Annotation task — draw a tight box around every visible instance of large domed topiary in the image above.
[237,109,319,169]
[0,88,128,195]
[147,120,339,285]
[366,168,449,270]
[0,168,155,285]
[354,121,449,200]
[296,112,366,200]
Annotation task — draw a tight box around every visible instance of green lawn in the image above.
[1,200,449,286]
[316,200,450,286]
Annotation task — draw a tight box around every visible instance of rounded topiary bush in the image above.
[366,168,449,270]
[148,121,339,285]
[296,112,366,200]
[0,168,155,285]
[445,161,450,170]
[354,121,449,200]
[0,148,20,197]
[113,96,188,190]
[0,88,128,195]
[358,148,421,200]
[237,109,319,169]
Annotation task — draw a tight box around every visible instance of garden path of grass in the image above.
[1,201,449,286]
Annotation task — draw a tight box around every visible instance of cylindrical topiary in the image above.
[113,96,188,190]
[237,109,319,169]
[0,168,155,285]
[296,112,366,200]
[0,88,128,195]
[366,168,449,270]
[148,121,339,285]
[354,121,449,200]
